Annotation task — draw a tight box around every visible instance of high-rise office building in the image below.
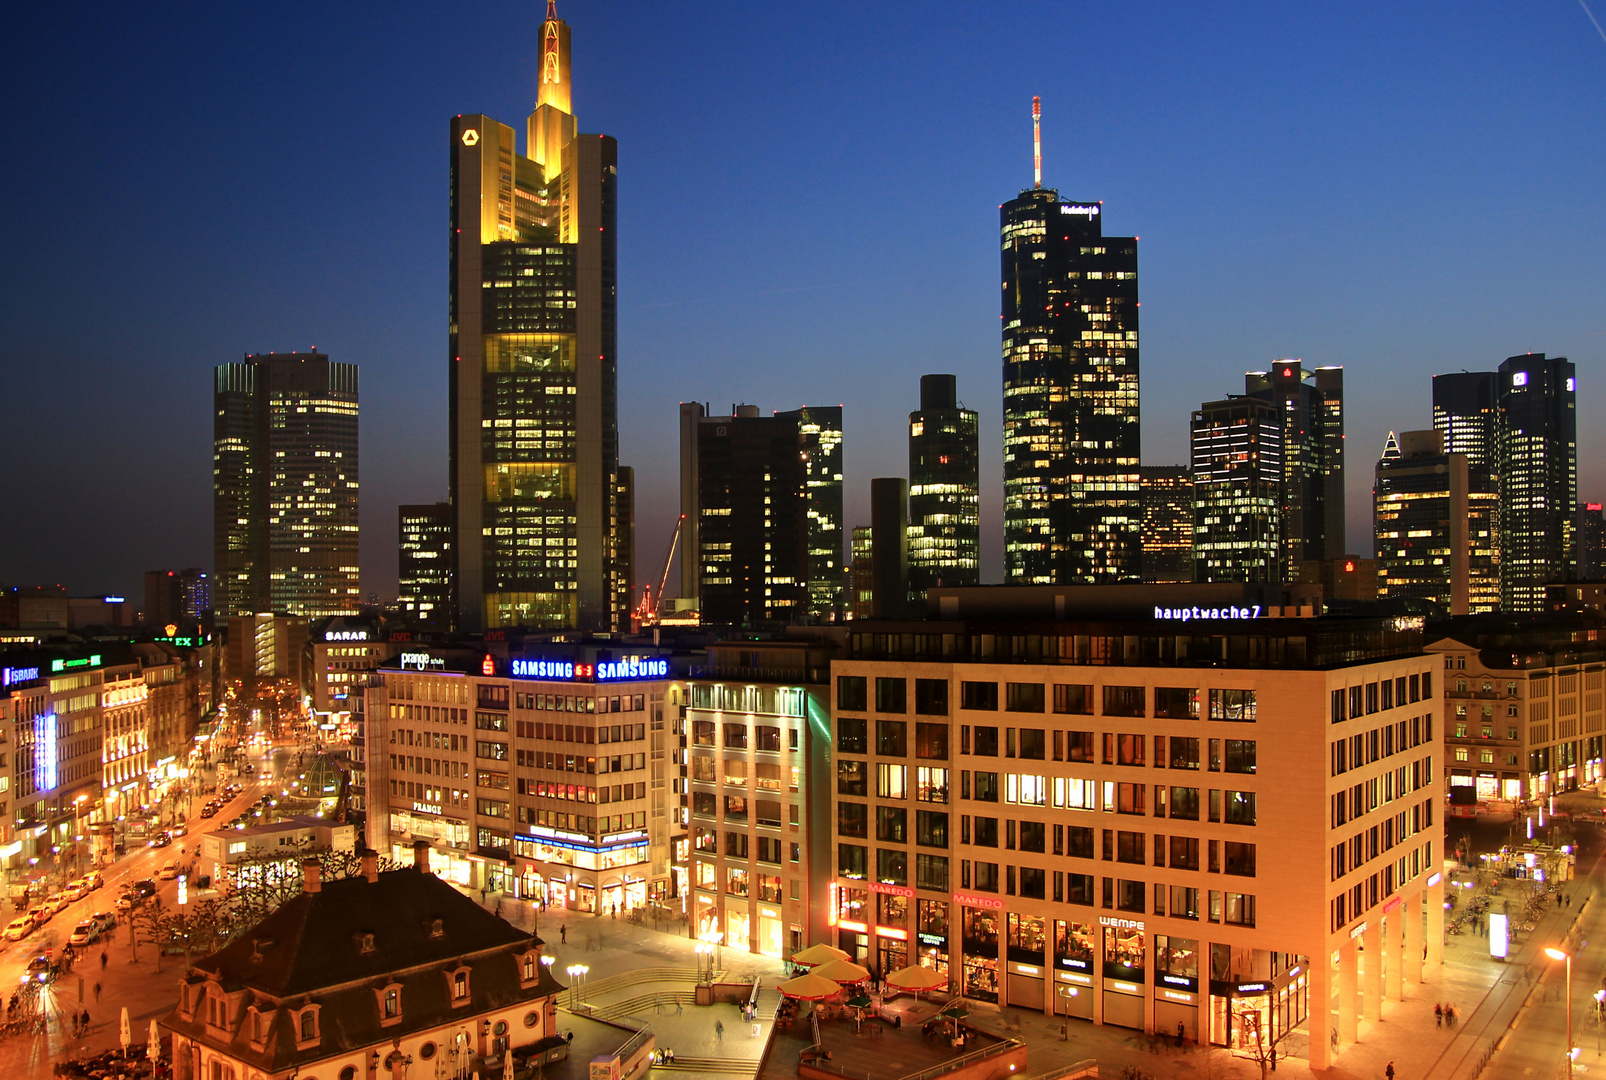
[679,404,808,628]
[1191,397,1282,583]
[1139,466,1193,584]
[398,503,453,629]
[143,569,210,628]
[449,3,624,632]
[1497,353,1577,611]
[213,352,359,619]
[870,478,910,620]
[1001,102,1140,584]
[1432,372,1499,468]
[1244,363,1344,578]
[1374,430,1497,614]
[776,406,844,620]
[849,526,873,621]
[907,375,980,602]
[1575,502,1606,581]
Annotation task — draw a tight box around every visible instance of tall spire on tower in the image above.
[1032,96,1042,189]
[530,0,575,179]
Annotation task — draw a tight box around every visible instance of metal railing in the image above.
[1021,1059,1099,1080]
[895,1037,1028,1080]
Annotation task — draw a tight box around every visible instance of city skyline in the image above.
[4,2,1606,598]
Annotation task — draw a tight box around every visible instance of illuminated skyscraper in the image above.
[777,406,844,620]
[1432,371,1499,468]
[1497,353,1576,610]
[449,2,625,632]
[1374,430,1497,614]
[1138,466,1193,584]
[1191,397,1281,583]
[907,375,979,602]
[213,352,360,619]
[1244,363,1345,579]
[398,503,453,629]
[1000,101,1140,584]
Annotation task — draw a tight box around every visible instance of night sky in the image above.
[3,1,1604,600]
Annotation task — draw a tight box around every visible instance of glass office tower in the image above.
[1001,182,1140,585]
[213,352,360,619]
[908,375,980,602]
[1191,397,1282,583]
[1497,353,1576,611]
[777,406,844,620]
[449,2,625,631]
[1244,363,1345,580]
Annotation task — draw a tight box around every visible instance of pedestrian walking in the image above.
[560,924,567,944]
[1434,1003,1442,1027]
[1385,1062,1395,1080]
[80,1008,90,1033]
[93,982,101,1003]
[715,1019,725,1043]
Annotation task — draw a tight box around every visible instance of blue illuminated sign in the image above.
[510,657,669,682]
[1153,606,1261,622]
[512,659,574,680]
[596,657,669,682]
[2,667,40,688]
[37,713,57,792]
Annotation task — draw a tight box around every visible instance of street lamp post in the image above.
[566,964,589,1010]
[1547,946,1576,1079]
[1594,989,1604,1055]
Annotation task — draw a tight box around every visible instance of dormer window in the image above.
[359,932,376,954]
[453,971,468,1000]
[375,980,404,1027]
[295,1005,321,1047]
[522,953,535,982]
[430,918,445,938]
[446,963,474,1007]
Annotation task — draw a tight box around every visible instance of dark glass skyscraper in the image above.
[1497,353,1576,610]
[1374,430,1497,614]
[907,375,979,602]
[679,405,809,628]
[1139,466,1193,584]
[398,503,453,629]
[1000,157,1139,584]
[1191,397,1281,583]
[1432,372,1499,468]
[1244,363,1344,579]
[213,352,360,619]
[776,406,843,620]
[449,3,624,632]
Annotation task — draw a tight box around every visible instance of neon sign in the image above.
[1153,606,1261,622]
[1059,203,1100,217]
[482,654,496,676]
[399,653,445,671]
[37,713,57,792]
[324,630,369,642]
[1098,916,1145,930]
[510,657,670,682]
[50,655,102,673]
[2,667,39,687]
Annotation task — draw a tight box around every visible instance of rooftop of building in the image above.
[166,858,561,1072]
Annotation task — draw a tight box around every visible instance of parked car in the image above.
[68,921,96,947]
[113,896,135,915]
[44,894,70,915]
[158,861,178,882]
[82,871,103,891]
[89,911,116,933]
[63,880,87,902]
[3,917,33,942]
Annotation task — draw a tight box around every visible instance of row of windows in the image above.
[838,676,1255,720]
[1330,673,1431,723]
[1330,714,1433,775]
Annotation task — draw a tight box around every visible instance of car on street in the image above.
[68,921,96,947]
[44,894,70,915]
[83,870,103,891]
[199,805,218,818]
[129,879,157,899]
[149,831,173,848]
[113,895,135,914]
[4,917,33,941]
[158,862,178,881]
[89,911,115,933]
[26,954,55,983]
[63,880,87,901]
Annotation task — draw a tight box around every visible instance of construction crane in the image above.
[636,514,685,627]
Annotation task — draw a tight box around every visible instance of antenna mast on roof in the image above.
[1032,96,1042,189]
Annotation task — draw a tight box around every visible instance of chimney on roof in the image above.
[413,840,432,875]
[302,860,322,894]
[361,847,379,884]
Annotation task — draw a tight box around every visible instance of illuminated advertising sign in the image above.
[324,630,369,642]
[36,712,57,792]
[1098,916,1145,930]
[399,652,445,671]
[50,654,102,674]
[2,667,40,687]
[1059,203,1100,217]
[510,656,670,682]
[1489,912,1508,958]
[1154,606,1261,622]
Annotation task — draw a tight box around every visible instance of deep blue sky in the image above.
[3,1,1604,599]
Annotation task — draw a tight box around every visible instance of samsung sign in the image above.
[511,657,670,683]
[1154,605,1261,622]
